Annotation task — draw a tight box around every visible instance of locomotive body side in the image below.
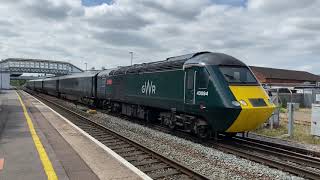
[106,70,185,111]
[99,52,275,135]
[105,67,241,132]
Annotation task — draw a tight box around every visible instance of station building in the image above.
[250,66,320,88]
[250,66,320,108]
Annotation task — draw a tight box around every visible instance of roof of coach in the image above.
[29,78,45,82]
[42,77,59,81]
[58,71,99,80]
[108,52,246,75]
[97,68,119,77]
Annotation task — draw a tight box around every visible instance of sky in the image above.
[0,0,319,73]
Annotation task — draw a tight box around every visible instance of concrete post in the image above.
[287,103,294,137]
[269,91,280,129]
[270,114,273,129]
[275,90,280,128]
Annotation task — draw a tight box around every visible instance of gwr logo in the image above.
[141,80,156,95]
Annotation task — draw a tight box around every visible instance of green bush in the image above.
[280,108,287,113]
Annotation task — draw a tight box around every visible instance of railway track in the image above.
[230,137,320,169]
[21,90,209,180]
[25,90,320,179]
[145,126,320,179]
[213,140,320,180]
[239,135,320,157]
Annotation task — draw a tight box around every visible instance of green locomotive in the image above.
[96,52,275,138]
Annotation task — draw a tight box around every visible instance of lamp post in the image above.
[129,52,133,66]
[84,62,87,71]
[0,61,2,89]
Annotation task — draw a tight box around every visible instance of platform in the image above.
[0,90,146,180]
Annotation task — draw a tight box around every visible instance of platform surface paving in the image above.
[0,90,96,180]
[0,90,144,180]
[0,90,50,179]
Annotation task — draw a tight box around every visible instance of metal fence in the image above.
[268,88,320,129]
[277,89,320,108]
[303,89,320,108]
[278,93,303,107]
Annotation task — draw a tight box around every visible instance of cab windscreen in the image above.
[219,66,258,84]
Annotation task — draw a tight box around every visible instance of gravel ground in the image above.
[41,94,304,180]
[248,132,320,154]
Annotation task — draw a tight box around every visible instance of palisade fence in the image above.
[268,89,320,129]
[277,89,320,108]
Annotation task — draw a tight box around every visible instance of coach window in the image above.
[198,68,209,89]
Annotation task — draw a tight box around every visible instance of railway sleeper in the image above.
[111,144,132,151]
[139,163,170,173]
[87,131,107,136]
[114,147,137,154]
[84,129,105,133]
[94,135,115,140]
[121,151,146,158]
[132,159,161,167]
[100,139,119,144]
[126,155,150,162]
[105,141,127,147]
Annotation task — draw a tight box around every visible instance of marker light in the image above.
[232,101,241,107]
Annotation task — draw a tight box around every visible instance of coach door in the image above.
[184,68,196,105]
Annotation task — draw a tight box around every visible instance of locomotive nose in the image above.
[226,86,276,133]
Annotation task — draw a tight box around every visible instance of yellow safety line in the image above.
[16,91,58,180]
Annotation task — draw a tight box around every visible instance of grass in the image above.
[254,121,320,145]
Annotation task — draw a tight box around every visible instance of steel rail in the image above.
[230,137,320,169]
[238,136,320,157]
[211,141,320,180]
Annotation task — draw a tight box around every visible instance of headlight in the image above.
[232,101,241,107]
[239,100,248,106]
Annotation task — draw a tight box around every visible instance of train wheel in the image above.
[196,125,209,139]
[168,114,176,130]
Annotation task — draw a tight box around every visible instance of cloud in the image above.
[14,0,84,20]
[0,0,319,73]
[85,3,151,30]
[0,28,20,38]
[247,0,317,13]
[93,30,161,49]
[140,0,211,20]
